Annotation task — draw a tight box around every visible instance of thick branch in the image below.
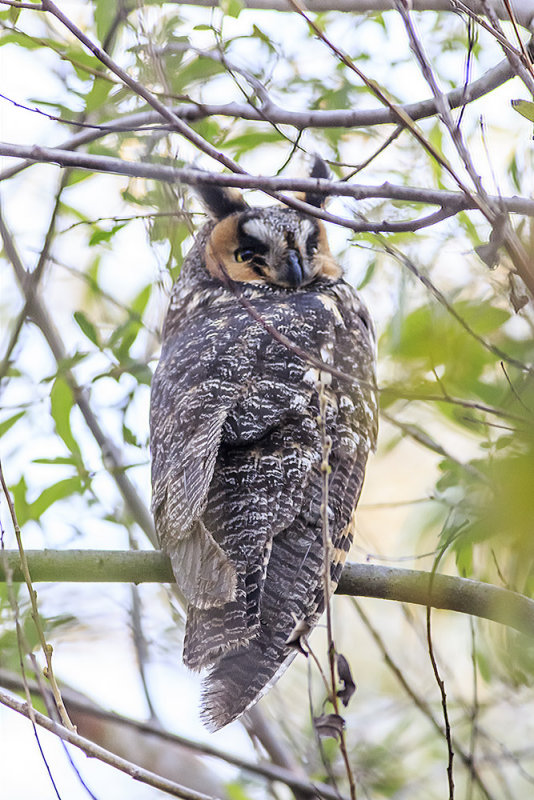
[0,57,514,151]
[0,550,532,638]
[3,0,533,25]
[1,141,534,219]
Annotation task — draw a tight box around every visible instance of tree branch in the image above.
[161,0,534,28]
[0,550,532,637]
[0,687,218,800]
[0,668,347,800]
[0,55,515,185]
[1,141,534,220]
[4,0,533,26]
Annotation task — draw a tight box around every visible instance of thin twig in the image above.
[381,411,483,477]
[380,387,530,424]
[318,380,357,799]
[0,460,74,730]
[0,171,68,381]
[352,601,497,800]
[426,541,456,799]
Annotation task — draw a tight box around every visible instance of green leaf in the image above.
[0,32,43,50]
[94,0,118,44]
[32,457,80,467]
[357,259,376,290]
[122,424,139,447]
[226,782,252,800]
[172,57,225,92]
[89,223,126,247]
[50,377,81,458]
[73,311,100,347]
[0,411,25,438]
[63,45,104,80]
[9,5,21,24]
[10,475,30,527]
[511,99,534,123]
[131,284,152,316]
[220,0,244,17]
[29,477,84,520]
[224,128,284,157]
[251,25,277,52]
[84,77,113,114]
[65,169,93,187]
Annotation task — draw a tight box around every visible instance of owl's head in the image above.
[197,159,341,289]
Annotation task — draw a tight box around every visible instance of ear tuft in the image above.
[304,156,330,208]
[196,183,248,220]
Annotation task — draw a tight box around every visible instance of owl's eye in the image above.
[306,235,319,257]
[235,248,255,263]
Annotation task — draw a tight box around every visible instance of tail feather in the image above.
[200,518,325,728]
[198,508,357,727]
[184,540,272,670]
[184,601,251,670]
[200,631,297,731]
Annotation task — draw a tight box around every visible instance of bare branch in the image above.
[4,0,534,25]
[128,0,534,28]
[0,55,515,186]
[2,141,534,219]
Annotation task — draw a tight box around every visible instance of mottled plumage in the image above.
[150,164,377,730]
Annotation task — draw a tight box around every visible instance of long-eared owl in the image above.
[150,159,378,731]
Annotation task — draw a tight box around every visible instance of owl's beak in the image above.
[284,249,305,287]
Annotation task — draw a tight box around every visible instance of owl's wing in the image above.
[151,382,237,608]
[150,301,260,611]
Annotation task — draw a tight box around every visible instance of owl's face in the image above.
[205,206,340,288]
[196,159,340,289]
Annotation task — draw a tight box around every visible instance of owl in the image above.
[150,159,378,731]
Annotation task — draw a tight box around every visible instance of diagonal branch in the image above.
[0,669,347,800]
[0,55,514,187]
[289,0,534,295]
[0,687,218,800]
[0,204,157,546]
